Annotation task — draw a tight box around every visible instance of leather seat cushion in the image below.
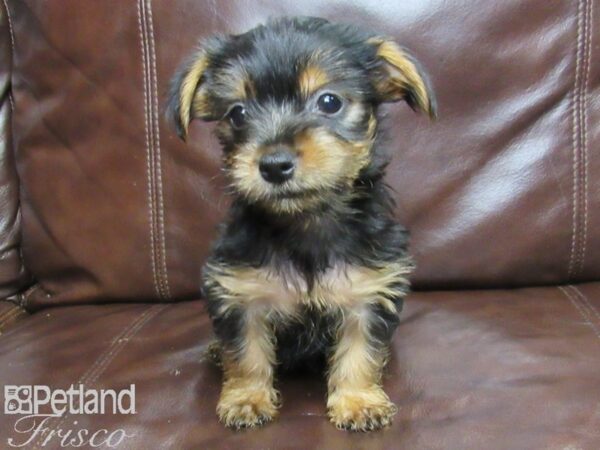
[1,283,599,449]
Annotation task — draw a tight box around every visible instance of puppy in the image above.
[168,16,436,431]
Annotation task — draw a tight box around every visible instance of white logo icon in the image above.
[4,386,32,415]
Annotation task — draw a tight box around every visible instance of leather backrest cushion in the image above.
[5,0,599,307]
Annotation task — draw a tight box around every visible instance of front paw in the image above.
[327,387,397,431]
[217,382,280,429]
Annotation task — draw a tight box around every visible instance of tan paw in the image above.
[217,384,279,429]
[327,387,397,431]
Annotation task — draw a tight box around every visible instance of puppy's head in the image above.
[168,17,436,214]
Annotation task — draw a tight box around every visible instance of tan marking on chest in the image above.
[207,261,412,316]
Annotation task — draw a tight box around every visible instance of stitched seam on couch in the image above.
[559,286,600,340]
[568,0,592,279]
[137,0,171,300]
[1,0,14,54]
[570,285,600,324]
[1,0,15,116]
[137,0,160,299]
[146,0,171,300]
[0,304,25,332]
[580,0,593,274]
[1,0,15,112]
[0,303,18,323]
[30,304,168,450]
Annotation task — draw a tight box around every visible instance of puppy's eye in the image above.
[316,93,342,114]
[227,105,246,128]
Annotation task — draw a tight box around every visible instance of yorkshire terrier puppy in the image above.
[168,17,436,431]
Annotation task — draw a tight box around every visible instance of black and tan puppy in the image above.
[168,16,436,431]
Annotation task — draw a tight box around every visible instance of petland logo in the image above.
[3,385,136,448]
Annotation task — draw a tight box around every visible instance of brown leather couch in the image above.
[1,1,599,449]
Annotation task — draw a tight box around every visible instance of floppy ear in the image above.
[167,42,222,141]
[367,38,437,119]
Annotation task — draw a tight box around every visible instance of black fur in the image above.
[171,17,433,374]
[205,177,410,370]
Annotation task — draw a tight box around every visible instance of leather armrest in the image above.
[0,2,29,299]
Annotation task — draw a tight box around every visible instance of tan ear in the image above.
[167,49,212,140]
[368,38,437,119]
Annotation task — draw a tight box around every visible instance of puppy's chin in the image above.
[255,190,327,216]
[273,186,321,200]
[236,184,355,217]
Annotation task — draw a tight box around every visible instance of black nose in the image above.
[259,149,296,184]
